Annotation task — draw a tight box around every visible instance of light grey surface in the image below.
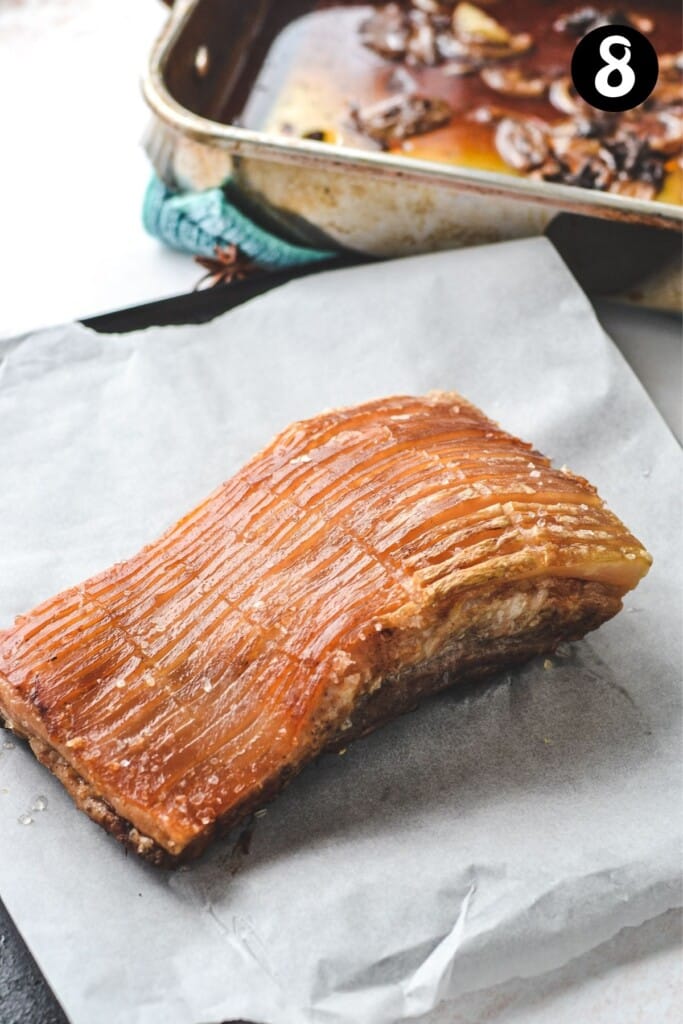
[595,301,682,444]
[416,907,682,1024]
[0,0,196,340]
[0,239,681,1024]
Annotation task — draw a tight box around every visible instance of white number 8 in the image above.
[595,35,636,98]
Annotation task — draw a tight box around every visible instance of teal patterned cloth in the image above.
[143,177,334,268]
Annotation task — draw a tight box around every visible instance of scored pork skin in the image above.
[0,393,651,863]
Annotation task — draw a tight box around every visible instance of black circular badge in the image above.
[571,25,658,112]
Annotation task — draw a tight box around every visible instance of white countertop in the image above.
[0,0,197,337]
[1,3,681,1022]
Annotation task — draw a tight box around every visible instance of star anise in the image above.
[194,244,259,290]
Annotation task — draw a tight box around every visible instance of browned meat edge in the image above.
[1,577,621,867]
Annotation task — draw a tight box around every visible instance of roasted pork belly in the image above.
[0,393,651,863]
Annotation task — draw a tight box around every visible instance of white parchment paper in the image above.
[0,238,680,1024]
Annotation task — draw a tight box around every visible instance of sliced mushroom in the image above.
[549,77,587,116]
[359,4,410,60]
[554,6,601,34]
[653,112,683,155]
[640,156,666,189]
[555,138,616,188]
[606,131,647,174]
[626,112,683,156]
[406,14,439,65]
[480,65,547,97]
[349,93,453,148]
[627,12,655,34]
[573,113,620,139]
[647,48,682,107]
[495,117,549,171]
[572,157,615,189]
[452,2,510,45]
[609,179,657,200]
[360,0,532,67]
[435,30,471,61]
[463,31,533,60]
[650,78,683,107]
[550,117,586,140]
[659,52,683,77]
[554,7,654,36]
[529,158,566,182]
[551,135,601,160]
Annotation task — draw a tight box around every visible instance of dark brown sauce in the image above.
[223,0,682,203]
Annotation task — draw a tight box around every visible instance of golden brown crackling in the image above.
[0,393,650,861]
[3,573,620,866]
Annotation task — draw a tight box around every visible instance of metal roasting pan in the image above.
[143,0,682,305]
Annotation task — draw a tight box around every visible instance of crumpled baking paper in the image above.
[0,238,680,1024]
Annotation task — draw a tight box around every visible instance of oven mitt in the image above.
[143,176,335,267]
